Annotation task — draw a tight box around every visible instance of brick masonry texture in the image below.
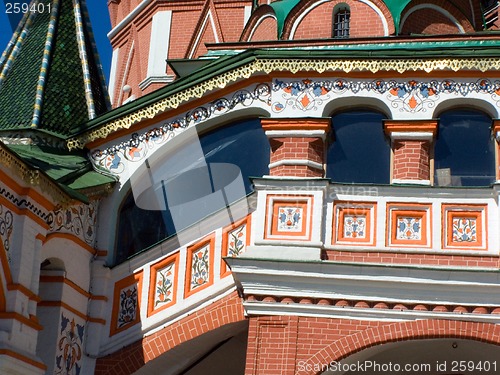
[94,291,244,374]
[246,316,500,375]
[393,140,430,180]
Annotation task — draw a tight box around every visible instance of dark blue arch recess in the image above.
[434,110,495,187]
[115,119,270,264]
[327,111,390,184]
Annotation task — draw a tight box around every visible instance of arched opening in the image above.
[40,257,65,271]
[333,4,350,38]
[434,109,495,187]
[133,320,248,375]
[115,119,269,264]
[327,110,390,184]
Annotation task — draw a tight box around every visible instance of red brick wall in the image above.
[292,0,386,39]
[246,316,500,375]
[400,0,475,34]
[324,249,500,268]
[296,319,500,375]
[271,165,323,178]
[401,8,460,35]
[190,18,218,59]
[269,137,325,177]
[270,138,324,165]
[250,16,278,41]
[95,291,244,375]
[170,9,201,60]
[246,316,299,375]
[392,140,430,181]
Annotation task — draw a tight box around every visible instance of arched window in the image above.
[327,110,390,184]
[115,119,270,264]
[333,5,350,38]
[434,109,494,186]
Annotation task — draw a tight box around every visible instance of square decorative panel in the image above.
[277,206,303,232]
[443,205,486,250]
[396,217,422,241]
[148,253,179,317]
[387,204,431,247]
[221,217,251,278]
[265,195,313,241]
[343,215,366,238]
[333,202,376,245]
[452,217,477,243]
[110,272,143,336]
[185,235,215,298]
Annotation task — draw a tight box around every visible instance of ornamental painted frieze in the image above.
[91,84,271,175]
[0,204,13,259]
[48,201,98,245]
[0,185,50,223]
[272,78,500,114]
[55,313,85,375]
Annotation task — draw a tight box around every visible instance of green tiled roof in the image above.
[0,0,110,138]
[7,144,116,194]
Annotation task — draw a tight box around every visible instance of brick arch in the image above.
[282,0,395,40]
[400,1,475,35]
[296,319,500,375]
[240,5,278,42]
[95,291,244,375]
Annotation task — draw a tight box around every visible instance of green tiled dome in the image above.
[0,0,110,138]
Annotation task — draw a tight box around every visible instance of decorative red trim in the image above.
[147,252,180,317]
[110,272,143,336]
[184,234,215,298]
[221,216,251,278]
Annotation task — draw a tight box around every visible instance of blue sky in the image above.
[0,0,112,83]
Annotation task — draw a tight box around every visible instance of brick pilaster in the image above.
[384,120,437,185]
[245,315,299,375]
[261,118,331,178]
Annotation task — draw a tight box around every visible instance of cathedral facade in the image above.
[1,0,500,374]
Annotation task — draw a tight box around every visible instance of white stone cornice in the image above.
[265,130,327,140]
[138,75,175,90]
[108,0,153,40]
[226,258,500,310]
[268,159,323,170]
[392,179,431,186]
[242,301,500,324]
[389,132,434,141]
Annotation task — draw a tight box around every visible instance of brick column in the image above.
[245,315,298,375]
[261,118,331,178]
[493,120,500,181]
[384,120,437,185]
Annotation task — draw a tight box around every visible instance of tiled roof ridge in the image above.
[32,0,60,129]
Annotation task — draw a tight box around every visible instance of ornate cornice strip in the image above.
[67,57,500,150]
[90,83,271,174]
